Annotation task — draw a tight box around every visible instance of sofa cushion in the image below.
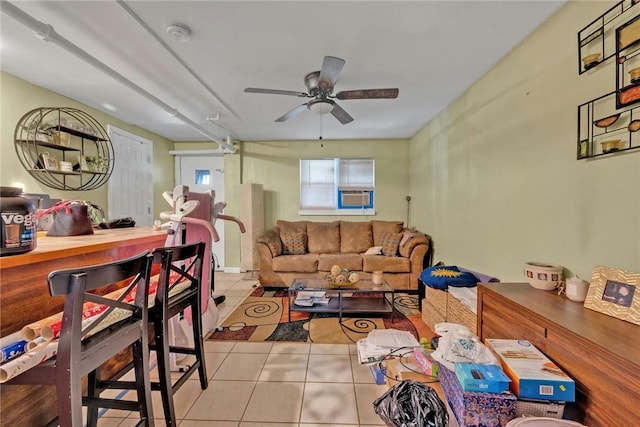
[371,220,404,246]
[363,255,411,273]
[307,221,340,253]
[379,231,403,256]
[256,228,282,257]
[318,253,363,272]
[277,220,307,234]
[281,230,307,255]
[340,221,373,253]
[272,253,318,273]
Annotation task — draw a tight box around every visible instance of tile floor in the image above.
[94,272,391,426]
[89,272,459,426]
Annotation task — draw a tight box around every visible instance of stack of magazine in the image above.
[294,291,330,306]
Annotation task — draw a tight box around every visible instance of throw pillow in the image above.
[419,265,478,290]
[371,220,404,246]
[364,246,383,255]
[379,232,403,256]
[280,231,307,255]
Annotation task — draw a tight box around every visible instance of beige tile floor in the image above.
[93,272,393,426]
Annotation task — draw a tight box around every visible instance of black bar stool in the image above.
[6,251,155,427]
[150,241,208,426]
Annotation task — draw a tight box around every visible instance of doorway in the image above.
[107,126,153,226]
[174,153,226,269]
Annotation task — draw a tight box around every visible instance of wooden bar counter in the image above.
[0,227,167,426]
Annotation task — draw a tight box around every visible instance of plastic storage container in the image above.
[0,187,37,256]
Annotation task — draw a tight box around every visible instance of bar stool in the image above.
[150,241,208,426]
[6,251,155,427]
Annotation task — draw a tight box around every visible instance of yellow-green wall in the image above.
[0,71,175,220]
[408,0,640,282]
[4,0,639,277]
[174,139,411,268]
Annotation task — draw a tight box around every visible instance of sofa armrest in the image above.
[256,227,282,258]
[398,233,429,258]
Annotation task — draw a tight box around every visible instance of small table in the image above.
[287,277,395,323]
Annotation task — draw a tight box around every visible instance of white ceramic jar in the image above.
[565,276,589,302]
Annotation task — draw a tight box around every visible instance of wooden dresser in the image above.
[477,283,640,427]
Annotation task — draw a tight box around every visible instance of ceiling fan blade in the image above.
[330,102,354,124]
[335,88,399,100]
[318,56,345,90]
[275,103,309,122]
[245,87,309,97]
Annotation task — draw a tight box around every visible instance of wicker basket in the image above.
[421,299,446,331]
[425,287,448,316]
[446,293,477,334]
[515,399,565,419]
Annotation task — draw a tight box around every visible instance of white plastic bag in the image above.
[431,323,498,371]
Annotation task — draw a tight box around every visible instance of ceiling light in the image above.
[166,24,191,42]
[307,99,334,115]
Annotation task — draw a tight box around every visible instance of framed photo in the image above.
[39,152,58,171]
[584,265,640,326]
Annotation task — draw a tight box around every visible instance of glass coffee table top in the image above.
[289,277,393,292]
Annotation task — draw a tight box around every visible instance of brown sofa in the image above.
[256,220,431,290]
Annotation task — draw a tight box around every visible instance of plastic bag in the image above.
[373,380,448,427]
[431,325,499,371]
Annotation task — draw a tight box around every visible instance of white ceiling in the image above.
[1,1,564,144]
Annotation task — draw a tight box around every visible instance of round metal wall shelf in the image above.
[14,107,114,191]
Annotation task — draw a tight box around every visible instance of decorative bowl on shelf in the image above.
[593,114,620,128]
[629,67,640,83]
[524,262,563,291]
[582,53,601,70]
[600,139,622,153]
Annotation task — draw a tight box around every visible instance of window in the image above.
[299,158,375,215]
[195,169,210,185]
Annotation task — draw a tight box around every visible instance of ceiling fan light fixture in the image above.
[307,99,334,115]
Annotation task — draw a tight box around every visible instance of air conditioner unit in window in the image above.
[338,188,373,209]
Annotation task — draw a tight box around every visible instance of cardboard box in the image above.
[485,339,575,402]
[385,356,434,387]
[455,363,511,393]
[439,365,516,427]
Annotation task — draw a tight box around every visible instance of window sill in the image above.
[298,209,376,216]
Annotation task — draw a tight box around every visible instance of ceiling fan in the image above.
[244,56,399,124]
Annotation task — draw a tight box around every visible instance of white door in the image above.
[176,155,225,269]
[107,126,153,226]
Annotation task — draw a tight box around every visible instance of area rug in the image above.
[208,287,432,344]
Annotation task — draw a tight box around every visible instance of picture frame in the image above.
[38,152,58,171]
[584,265,640,326]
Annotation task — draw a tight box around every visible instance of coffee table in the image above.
[287,277,395,323]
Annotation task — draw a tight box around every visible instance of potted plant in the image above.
[85,155,108,172]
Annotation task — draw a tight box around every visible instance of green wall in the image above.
[408,1,640,282]
[0,71,175,219]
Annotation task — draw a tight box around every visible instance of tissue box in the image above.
[439,365,516,427]
[485,339,575,402]
[455,363,511,393]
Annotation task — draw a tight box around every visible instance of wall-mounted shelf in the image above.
[14,107,114,190]
[578,0,640,74]
[577,90,640,159]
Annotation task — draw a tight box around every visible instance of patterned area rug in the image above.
[208,287,432,344]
